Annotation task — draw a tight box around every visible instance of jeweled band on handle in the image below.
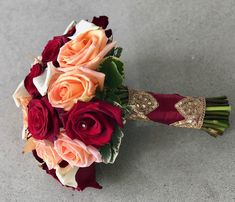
[127,89,231,137]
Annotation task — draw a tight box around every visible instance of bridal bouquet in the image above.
[13,16,231,191]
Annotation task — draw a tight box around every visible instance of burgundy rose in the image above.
[28,96,59,141]
[61,100,123,147]
[92,16,112,38]
[92,16,109,29]
[75,163,102,191]
[65,25,76,37]
[41,35,69,66]
[24,63,44,97]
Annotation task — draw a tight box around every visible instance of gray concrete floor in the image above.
[0,0,235,201]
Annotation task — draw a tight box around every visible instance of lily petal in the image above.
[56,165,79,188]
[68,20,99,40]
[12,81,30,107]
[33,62,60,96]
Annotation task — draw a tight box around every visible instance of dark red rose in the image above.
[28,96,59,141]
[65,25,76,37]
[75,163,102,191]
[61,100,123,147]
[105,29,112,38]
[41,35,69,66]
[24,63,44,97]
[92,16,109,29]
[92,16,112,38]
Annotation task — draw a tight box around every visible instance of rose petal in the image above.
[75,163,102,191]
[92,16,109,29]
[33,62,61,96]
[57,41,117,72]
[79,67,105,91]
[83,41,117,70]
[55,165,79,188]
[68,20,99,40]
[24,63,45,97]
[41,36,69,66]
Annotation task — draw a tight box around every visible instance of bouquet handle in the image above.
[127,89,231,137]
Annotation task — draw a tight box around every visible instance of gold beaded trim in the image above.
[170,96,206,129]
[127,89,159,121]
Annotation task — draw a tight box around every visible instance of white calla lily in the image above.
[12,80,30,107]
[56,165,79,188]
[33,62,60,96]
[68,20,99,40]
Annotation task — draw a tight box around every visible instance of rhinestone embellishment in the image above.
[127,89,159,121]
[170,96,206,129]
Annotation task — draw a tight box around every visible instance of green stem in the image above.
[202,96,231,137]
[204,116,229,120]
[201,127,224,137]
[206,96,227,100]
[206,103,229,107]
[206,106,231,112]
[205,111,230,116]
[203,120,229,128]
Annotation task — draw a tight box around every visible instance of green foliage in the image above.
[98,56,124,88]
[106,47,123,58]
[99,127,124,164]
[113,47,123,58]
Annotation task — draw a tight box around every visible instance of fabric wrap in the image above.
[147,93,185,125]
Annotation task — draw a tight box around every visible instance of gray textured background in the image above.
[0,0,235,201]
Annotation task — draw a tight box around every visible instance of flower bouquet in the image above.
[13,16,231,191]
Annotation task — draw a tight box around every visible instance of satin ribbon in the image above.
[147,93,185,125]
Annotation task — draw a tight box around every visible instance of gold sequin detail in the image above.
[170,97,206,129]
[127,89,159,121]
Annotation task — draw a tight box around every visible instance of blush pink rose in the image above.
[34,140,62,170]
[57,29,116,71]
[54,132,102,167]
[48,67,104,111]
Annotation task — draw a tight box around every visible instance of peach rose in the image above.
[34,140,62,170]
[54,132,102,168]
[57,29,116,71]
[48,67,105,111]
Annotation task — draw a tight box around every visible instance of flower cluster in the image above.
[13,16,128,191]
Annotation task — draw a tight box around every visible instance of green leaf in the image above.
[99,144,112,163]
[105,47,123,58]
[98,56,124,88]
[113,47,123,58]
[99,127,124,164]
[105,89,121,103]
[95,89,106,100]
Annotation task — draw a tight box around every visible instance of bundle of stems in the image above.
[202,96,231,137]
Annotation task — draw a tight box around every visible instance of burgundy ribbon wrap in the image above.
[128,89,205,129]
[147,93,185,125]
